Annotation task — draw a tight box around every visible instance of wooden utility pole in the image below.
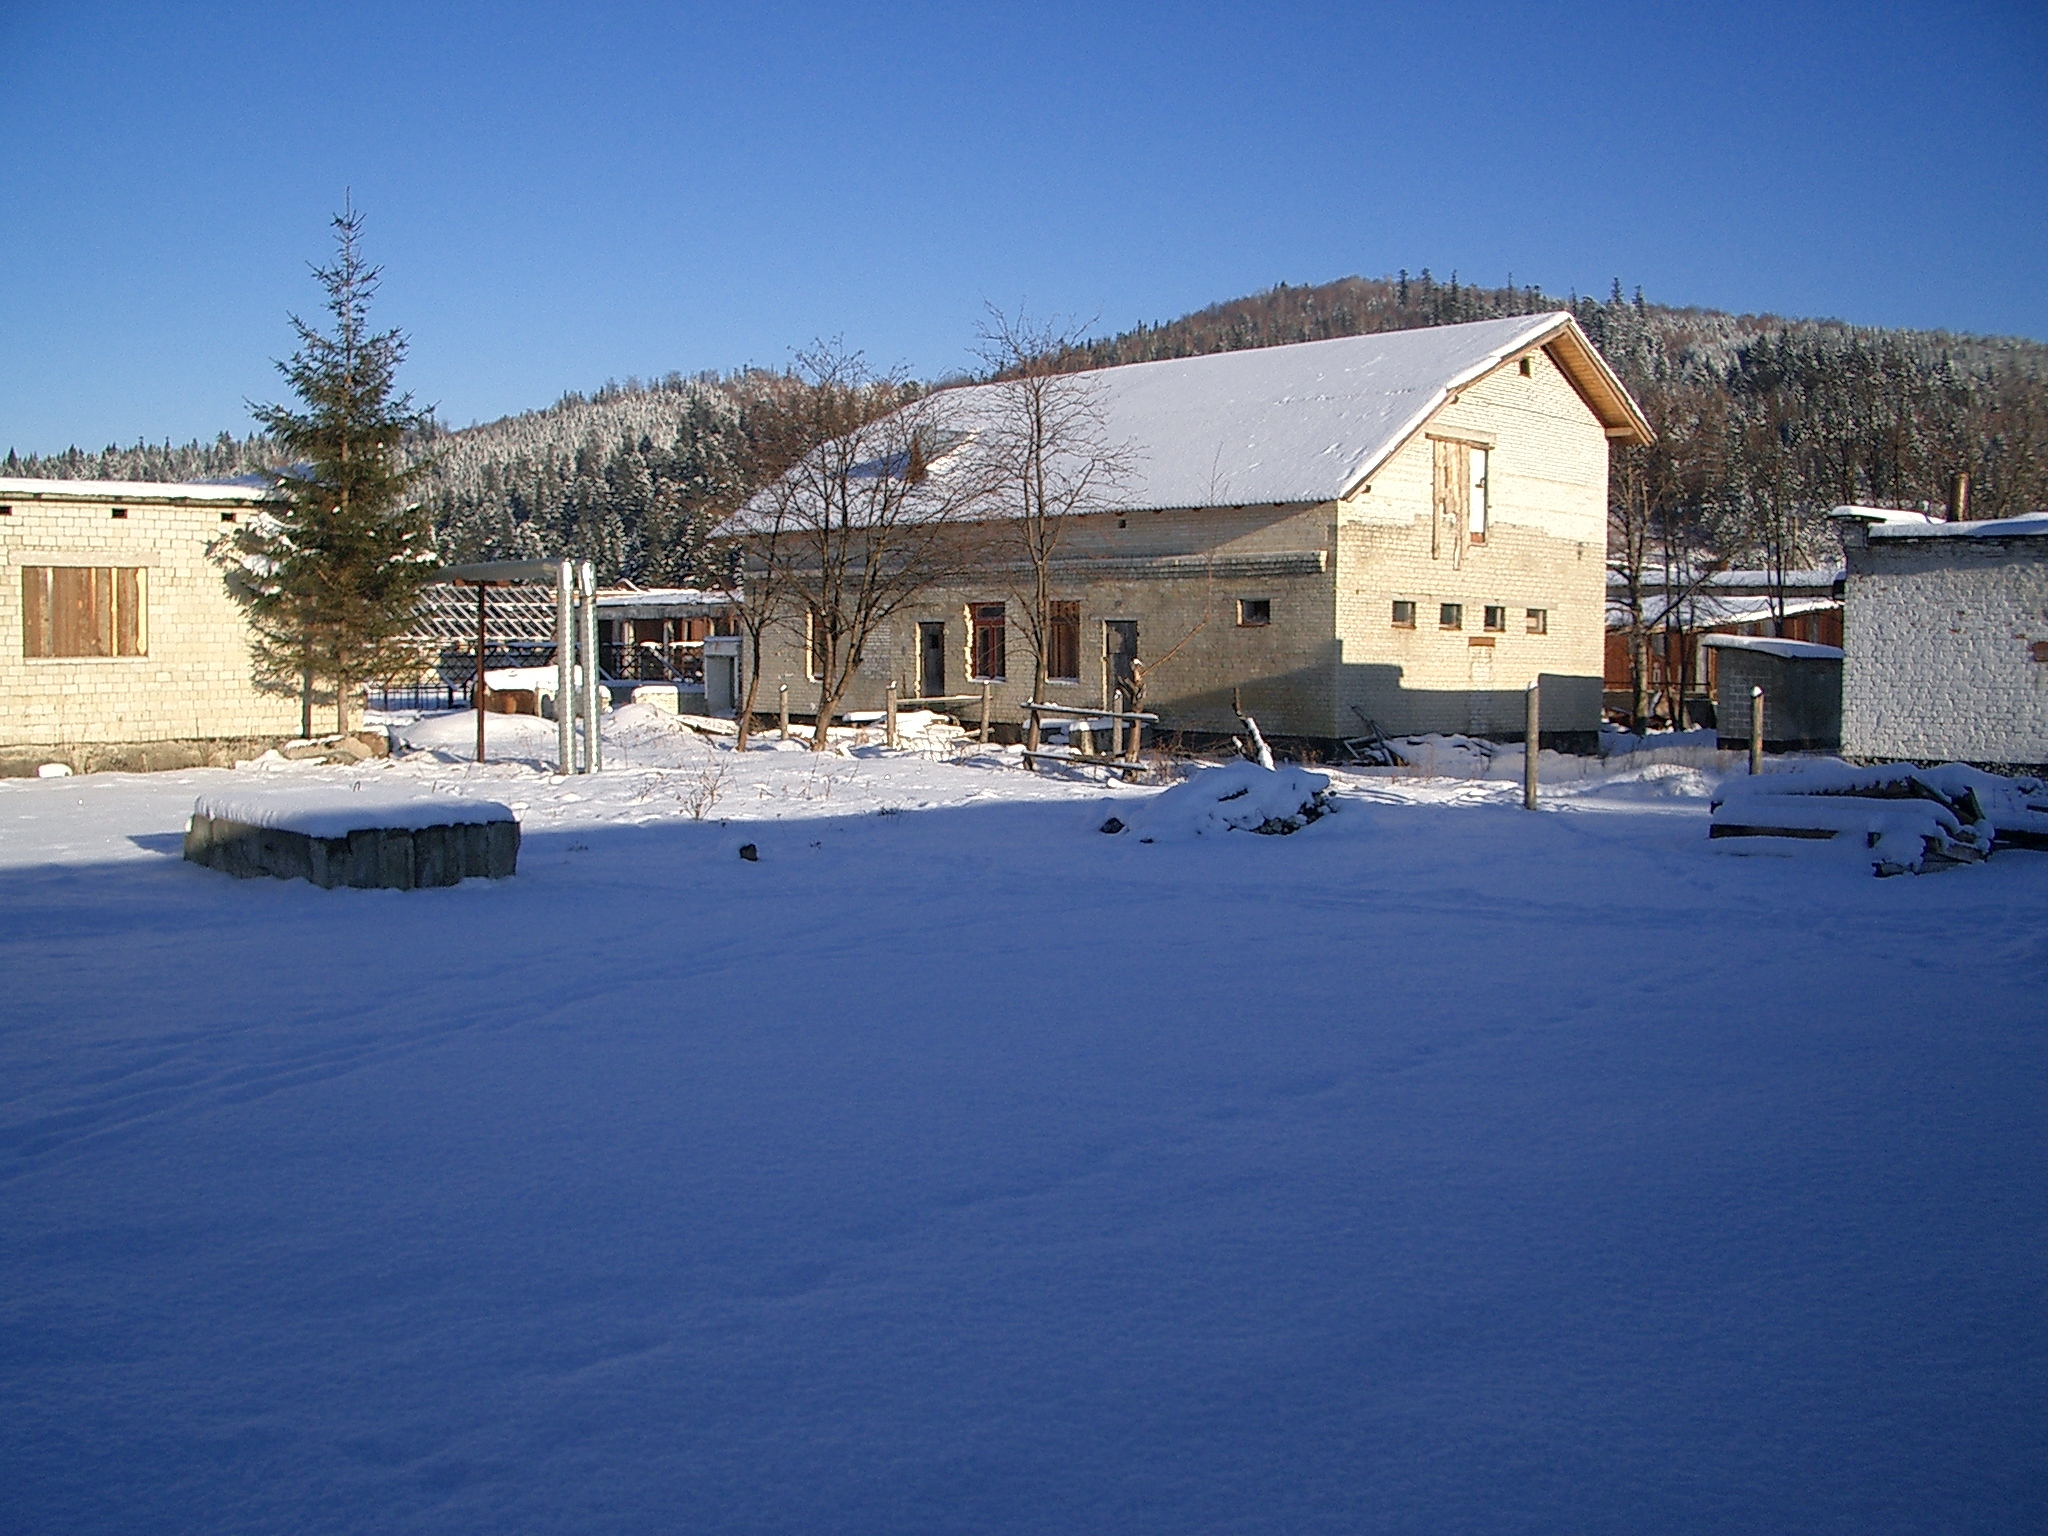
[1750,686,1765,775]
[1523,679,1539,810]
[778,683,789,740]
[885,680,899,749]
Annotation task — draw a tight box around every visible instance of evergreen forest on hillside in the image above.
[10,272,2047,592]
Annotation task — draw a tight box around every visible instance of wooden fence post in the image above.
[885,680,898,750]
[1111,691,1125,758]
[778,683,789,741]
[1523,678,1539,810]
[979,681,991,744]
[1750,686,1765,776]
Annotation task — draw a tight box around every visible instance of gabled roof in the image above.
[926,311,1651,514]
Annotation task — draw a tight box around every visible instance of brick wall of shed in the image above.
[2,495,304,750]
[1841,536,2048,767]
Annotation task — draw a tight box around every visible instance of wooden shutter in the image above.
[22,566,53,657]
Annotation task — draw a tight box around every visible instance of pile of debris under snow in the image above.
[1102,761,1335,842]
[1710,762,2048,876]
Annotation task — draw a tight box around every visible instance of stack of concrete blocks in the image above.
[184,801,519,889]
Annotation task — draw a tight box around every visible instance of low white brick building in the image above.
[1,476,304,773]
[1833,504,2048,771]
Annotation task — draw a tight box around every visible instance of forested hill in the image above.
[8,272,2047,585]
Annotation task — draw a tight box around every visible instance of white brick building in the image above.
[741,313,1652,749]
[1833,505,2048,771]
[1,476,304,772]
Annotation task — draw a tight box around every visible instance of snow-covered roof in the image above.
[1607,567,1842,591]
[736,313,1650,526]
[1699,635,1843,660]
[594,586,735,615]
[1606,592,1840,630]
[1829,503,1946,528]
[1868,511,2048,540]
[0,475,280,505]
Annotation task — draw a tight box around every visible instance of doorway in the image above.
[1105,620,1138,705]
[918,621,947,699]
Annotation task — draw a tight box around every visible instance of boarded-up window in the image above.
[22,566,147,657]
[972,602,1006,680]
[1046,600,1080,681]
[1432,438,1483,566]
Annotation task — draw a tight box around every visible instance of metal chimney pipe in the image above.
[555,560,574,773]
[579,560,601,773]
[1948,471,1971,523]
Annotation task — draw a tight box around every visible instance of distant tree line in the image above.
[11,271,2047,602]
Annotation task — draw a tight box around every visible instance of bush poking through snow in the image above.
[1103,760,1334,841]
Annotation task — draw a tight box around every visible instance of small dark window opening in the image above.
[1237,598,1271,627]
[1526,608,1548,634]
[1046,601,1081,681]
[111,507,128,519]
[1484,605,1506,632]
[1391,600,1415,628]
[1440,603,1463,630]
[220,512,237,524]
[972,602,1007,680]
[1519,357,1533,377]
[0,505,12,516]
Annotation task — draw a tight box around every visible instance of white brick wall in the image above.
[1841,530,2048,767]
[2,490,304,748]
[1333,345,1608,736]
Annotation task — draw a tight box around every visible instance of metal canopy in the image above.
[428,559,568,586]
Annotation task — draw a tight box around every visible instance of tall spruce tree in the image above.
[232,199,433,735]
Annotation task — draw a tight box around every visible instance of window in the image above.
[1468,448,1489,542]
[971,602,1006,680]
[1391,600,1416,628]
[0,505,12,516]
[23,566,147,657]
[1236,598,1271,627]
[1519,356,1533,377]
[1526,608,1548,635]
[1484,605,1506,633]
[804,607,832,682]
[1046,601,1080,681]
[111,507,128,520]
[1439,602,1463,630]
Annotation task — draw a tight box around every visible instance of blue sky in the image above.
[3,0,2043,454]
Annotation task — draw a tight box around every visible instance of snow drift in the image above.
[1104,760,1333,840]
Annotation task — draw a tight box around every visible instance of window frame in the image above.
[1236,597,1271,628]
[971,602,1007,682]
[1439,602,1463,631]
[1468,447,1489,543]
[1045,600,1081,682]
[1483,604,1507,633]
[1525,608,1548,635]
[1391,599,1416,629]
[804,606,832,683]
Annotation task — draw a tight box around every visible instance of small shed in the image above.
[1704,635,1843,753]
[1832,505,2048,772]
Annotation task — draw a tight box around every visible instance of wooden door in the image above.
[919,622,946,698]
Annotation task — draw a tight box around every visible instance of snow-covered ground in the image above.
[3,708,2042,1533]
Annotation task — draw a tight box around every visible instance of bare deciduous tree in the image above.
[972,307,1132,750]
[728,342,994,750]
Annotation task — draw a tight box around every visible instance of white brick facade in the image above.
[1,479,303,761]
[1839,523,2048,769]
